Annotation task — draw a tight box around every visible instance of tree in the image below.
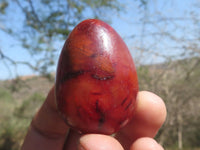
[0,0,122,77]
[1,0,200,149]
[134,1,200,149]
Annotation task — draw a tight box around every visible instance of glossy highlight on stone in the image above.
[55,19,138,134]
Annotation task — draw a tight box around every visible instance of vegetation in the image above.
[0,0,122,75]
[138,57,200,149]
[0,77,51,150]
[0,57,200,149]
[0,0,199,150]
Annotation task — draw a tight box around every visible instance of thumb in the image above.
[78,134,124,150]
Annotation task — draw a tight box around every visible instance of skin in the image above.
[21,86,167,150]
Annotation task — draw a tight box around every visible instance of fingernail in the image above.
[79,134,124,150]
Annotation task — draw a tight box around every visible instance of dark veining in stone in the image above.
[95,100,105,125]
[91,92,102,95]
[91,74,114,81]
[62,70,85,82]
[121,96,128,106]
[125,99,132,110]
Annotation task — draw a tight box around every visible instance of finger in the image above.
[130,137,164,150]
[115,91,167,149]
[78,134,124,150]
[63,131,124,150]
[21,86,69,150]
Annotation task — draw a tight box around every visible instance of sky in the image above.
[0,0,199,80]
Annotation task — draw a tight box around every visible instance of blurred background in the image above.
[0,0,200,149]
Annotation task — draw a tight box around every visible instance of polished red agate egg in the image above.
[55,19,138,134]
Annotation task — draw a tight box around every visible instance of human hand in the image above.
[21,86,166,150]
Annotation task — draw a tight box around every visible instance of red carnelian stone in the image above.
[55,19,138,135]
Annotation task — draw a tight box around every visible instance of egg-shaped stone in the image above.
[55,19,138,134]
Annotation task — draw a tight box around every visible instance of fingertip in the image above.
[79,134,124,150]
[130,137,164,150]
[136,91,167,128]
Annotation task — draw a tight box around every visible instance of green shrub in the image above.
[14,93,45,118]
[0,91,45,150]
